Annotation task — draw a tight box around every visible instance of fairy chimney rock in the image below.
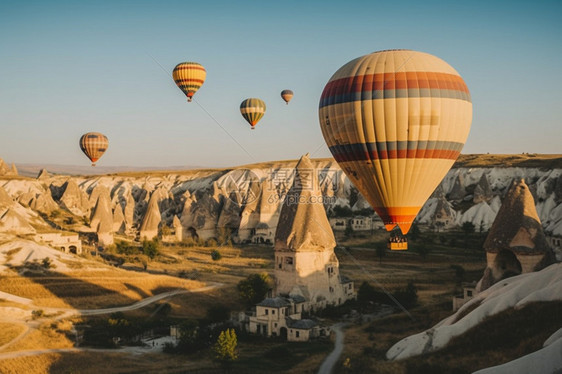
[275,154,336,252]
[273,154,354,310]
[139,191,162,240]
[0,158,18,176]
[59,179,90,215]
[473,173,493,204]
[37,169,51,179]
[478,179,555,291]
[0,208,35,234]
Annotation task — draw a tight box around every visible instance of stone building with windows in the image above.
[34,232,83,254]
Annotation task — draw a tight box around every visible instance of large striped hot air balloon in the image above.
[281,89,294,105]
[172,62,206,102]
[240,98,266,129]
[79,132,109,166]
[319,49,472,237]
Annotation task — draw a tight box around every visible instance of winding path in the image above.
[318,323,346,374]
[0,282,223,360]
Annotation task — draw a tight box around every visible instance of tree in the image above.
[461,221,476,249]
[142,239,159,259]
[237,273,271,306]
[415,242,431,260]
[213,328,238,367]
[394,280,418,309]
[344,224,354,238]
[461,221,476,235]
[211,249,222,261]
[375,243,386,265]
[409,223,421,241]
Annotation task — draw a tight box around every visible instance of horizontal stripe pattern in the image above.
[172,62,206,101]
[240,107,266,114]
[320,72,470,108]
[329,141,464,162]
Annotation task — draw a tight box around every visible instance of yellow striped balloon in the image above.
[240,98,266,129]
[172,62,206,102]
[281,89,294,105]
[79,132,109,166]
[319,49,472,234]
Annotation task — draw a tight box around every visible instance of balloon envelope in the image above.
[319,49,472,234]
[79,132,109,166]
[281,89,293,104]
[240,98,266,129]
[173,62,206,102]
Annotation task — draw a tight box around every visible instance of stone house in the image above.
[252,222,274,244]
[349,216,372,231]
[452,282,477,311]
[34,232,83,254]
[246,296,329,342]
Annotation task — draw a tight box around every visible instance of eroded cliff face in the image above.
[1,159,561,245]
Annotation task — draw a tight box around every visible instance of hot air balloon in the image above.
[240,98,266,129]
[173,62,206,102]
[79,132,109,166]
[319,49,472,248]
[281,89,293,105]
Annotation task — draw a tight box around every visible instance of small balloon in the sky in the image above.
[79,132,109,166]
[173,62,206,102]
[281,89,294,105]
[240,98,266,129]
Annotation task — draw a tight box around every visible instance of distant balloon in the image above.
[281,89,294,105]
[79,132,109,166]
[172,62,206,102]
[240,98,266,129]
[319,49,472,235]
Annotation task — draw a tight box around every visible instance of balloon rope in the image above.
[338,246,414,321]
[310,216,414,321]
[193,99,255,161]
[146,52,255,162]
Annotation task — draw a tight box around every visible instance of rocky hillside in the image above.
[0,155,560,245]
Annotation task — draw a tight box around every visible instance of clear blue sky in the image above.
[1,0,560,168]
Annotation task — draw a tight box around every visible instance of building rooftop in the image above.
[287,318,318,330]
[257,297,290,308]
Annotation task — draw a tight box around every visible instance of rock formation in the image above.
[139,191,162,240]
[112,203,126,234]
[448,174,466,201]
[37,169,50,179]
[180,185,221,240]
[30,191,59,215]
[0,186,14,207]
[273,154,355,310]
[90,189,114,246]
[58,179,90,216]
[0,158,18,176]
[0,208,35,234]
[478,179,555,291]
[473,173,493,204]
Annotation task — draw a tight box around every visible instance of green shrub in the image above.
[211,249,222,261]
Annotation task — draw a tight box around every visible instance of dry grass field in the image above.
[0,267,206,309]
[0,323,26,347]
[0,229,557,373]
